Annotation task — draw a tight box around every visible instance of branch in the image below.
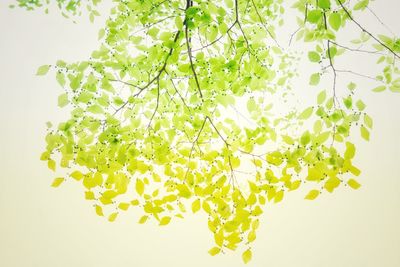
[184,0,203,99]
[146,77,160,129]
[338,0,400,60]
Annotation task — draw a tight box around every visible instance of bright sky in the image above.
[0,1,399,267]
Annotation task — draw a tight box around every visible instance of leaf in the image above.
[208,247,221,256]
[242,249,252,264]
[308,51,320,62]
[108,212,118,222]
[214,231,224,247]
[354,0,369,10]
[274,190,284,203]
[305,189,319,200]
[318,0,331,9]
[48,159,56,171]
[343,96,352,109]
[348,179,361,189]
[300,131,311,146]
[310,73,320,86]
[159,216,171,226]
[298,107,313,120]
[138,215,148,224]
[364,114,373,129]
[317,90,327,104]
[56,72,66,87]
[344,142,356,159]
[58,93,69,108]
[329,13,341,31]
[118,202,130,211]
[136,179,144,196]
[85,191,95,200]
[70,170,83,181]
[360,126,370,141]
[372,85,386,92]
[95,205,104,216]
[247,98,256,113]
[307,10,322,24]
[247,230,256,242]
[356,100,366,111]
[51,177,64,187]
[192,199,201,213]
[36,65,50,76]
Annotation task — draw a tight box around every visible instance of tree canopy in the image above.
[13,0,400,263]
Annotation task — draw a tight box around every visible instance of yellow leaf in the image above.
[248,230,256,242]
[208,247,221,256]
[108,212,118,222]
[95,205,103,216]
[344,142,356,159]
[51,177,64,187]
[290,180,301,191]
[192,199,201,213]
[214,231,224,247]
[85,191,95,200]
[159,216,171,226]
[70,170,83,181]
[324,176,341,193]
[274,190,284,203]
[138,215,148,224]
[118,202,130,211]
[242,249,252,264]
[130,199,140,206]
[305,189,320,200]
[152,173,161,182]
[202,201,211,214]
[348,179,361,189]
[48,159,56,171]
[136,179,144,196]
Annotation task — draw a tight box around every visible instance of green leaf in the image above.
[364,114,373,129]
[360,126,370,141]
[56,72,66,87]
[298,107,314,120]
[318,0,331,9]
[343,96,352,109]
[58,93,69,108]
[354,0,369,11]
[307,10,322,24]
[36,65,50,76]
[372,85,386,92]
[300,131,311,145]
[329,13,341,31]
[308,51,321,62]
[310,73,320,86]
[344,142,356,159]
[356,100,366,111]
[317,90,327,104]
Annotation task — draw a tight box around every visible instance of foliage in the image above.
[14,0,399,263]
